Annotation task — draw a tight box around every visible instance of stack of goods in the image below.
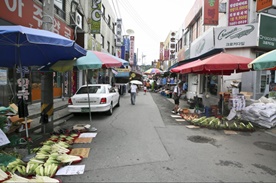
[0,131,81,182]
[241,102,276,128]
[188,116,255,131]
[228,94,246,111]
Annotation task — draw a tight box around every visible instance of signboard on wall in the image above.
[116,19,122,47]
[91,0,102,34]
[215,23,258,48]
[129,36,135,65]
[0,0,74,39]
[258,13,276,49]
[256,0,274,12]
[203,0,219,25]
[228,0,248,26]
[159,42,164,61]
[114,68,130,78]
[191,28,214,58]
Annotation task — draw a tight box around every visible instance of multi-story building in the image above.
[0,0,120,106]
[161,31,178,72]
[164,0,276,105]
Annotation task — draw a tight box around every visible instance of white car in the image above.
[68,84,120,115]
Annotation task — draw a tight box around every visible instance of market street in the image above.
[56,92,276,182]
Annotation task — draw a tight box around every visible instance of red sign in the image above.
[0,0,74,39]
[164,49,169,60]
[228,0,248,26]
[257,0,273,12]
[203,0,219,25]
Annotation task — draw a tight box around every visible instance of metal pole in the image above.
[86,69,92,122]
[17,32,30,154]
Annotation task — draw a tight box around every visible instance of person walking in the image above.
[172,82,182,115]
[130,83,138,105]
[143,85,147,95]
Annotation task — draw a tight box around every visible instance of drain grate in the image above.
[187,135,215,144]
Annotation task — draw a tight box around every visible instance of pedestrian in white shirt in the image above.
[130,83,138,105]
[172,82,182,114]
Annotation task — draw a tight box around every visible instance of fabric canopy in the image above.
[171,52,253,75]
[248,49,276,70]
[76,51,123,70]
[0,25,86,68]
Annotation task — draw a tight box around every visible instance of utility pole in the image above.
[41,0,55,133]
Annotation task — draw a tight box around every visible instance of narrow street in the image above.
[57,92,276,182]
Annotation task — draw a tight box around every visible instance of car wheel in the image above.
[116,97,120,107]
[107,103,113,115]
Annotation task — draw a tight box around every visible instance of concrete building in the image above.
[0,0,122,106]
[163,0,276,107]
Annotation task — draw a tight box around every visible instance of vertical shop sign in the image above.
[258,13,276,49]
[203,0,219,25]
[0,0,73,39]
[164,49,169,60]
[91,0,102,34]
[256,0,273,12]
[129,36,135,65]
[159,42,164,61]
[116,19,122,46]
[228,0,248,26]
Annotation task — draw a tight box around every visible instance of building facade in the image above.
[162,0,276,105]
[0,0,121,106]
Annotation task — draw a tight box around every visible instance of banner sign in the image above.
[91,0,102,34]
[228,0,248,26]
[258,13,276,49]
[256,0,274,12]
[129,36,135,64]
[159,42,164,61]
[215,23,258,48]
[116,19,122,47]
[203,0,219,25]
[0,0,74,39]
[114,68,130,78]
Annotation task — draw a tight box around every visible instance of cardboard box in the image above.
[21,119,32,129]
[9,115,24,123]
[73,124,91,130]
[240,92,253,99]
[9,103,18,114]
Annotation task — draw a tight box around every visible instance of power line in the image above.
[117,1,161,42]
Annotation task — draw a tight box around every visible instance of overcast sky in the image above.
[112,0,196,65]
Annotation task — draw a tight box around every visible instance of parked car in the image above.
[68,84,120,115]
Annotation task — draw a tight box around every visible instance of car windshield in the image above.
[76,86,106,94]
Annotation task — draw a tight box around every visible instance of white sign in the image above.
[79,133,97,138]
[0,69,7,85]
[56,165,85,175]
[215,23,258,48]
[190,28,215,58]
[0,129,10,147]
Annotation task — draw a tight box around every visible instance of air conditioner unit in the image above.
[75,11,83,29]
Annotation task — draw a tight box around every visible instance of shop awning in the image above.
[166,48,224,73]
[172,52,253,75]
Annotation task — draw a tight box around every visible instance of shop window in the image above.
[204,75,218,95]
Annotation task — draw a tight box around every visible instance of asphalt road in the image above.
[57,92,276,182]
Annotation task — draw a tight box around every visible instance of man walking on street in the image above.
[130,83,138,105]
[172,82,182,115]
